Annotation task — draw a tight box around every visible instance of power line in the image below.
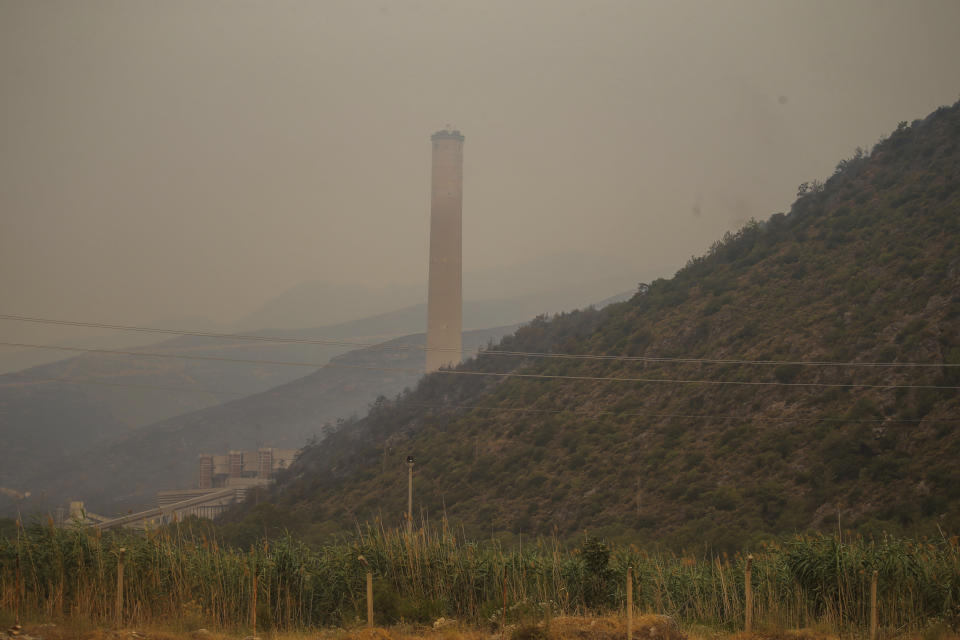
[488,351,960,368]
[436,367,960,390]
[0,314,428,353]
[1,341,957,391]
[401,401,960,425]
[0,376,246,396]
[0,341,344,368]
[1,313,955,368]
[5,374,955,427]
[4,373,956,425]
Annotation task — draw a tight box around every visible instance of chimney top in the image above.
[431,129,464,142]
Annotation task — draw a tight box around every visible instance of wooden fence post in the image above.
[367,571,374,627]
[115,548,125,628]
[502,572,508,640]
[252,570,258,637]
[745,554,753,636]
[626,566,633,640]
[870,570,878,640]
[407,457,415,535]
[14,544,22,628]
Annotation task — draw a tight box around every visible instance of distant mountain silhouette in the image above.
[6,326,517,516]
[0,285,633,516]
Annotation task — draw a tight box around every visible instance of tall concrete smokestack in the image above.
[426,129,464,372]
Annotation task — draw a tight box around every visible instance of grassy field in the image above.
[1,518,958,638]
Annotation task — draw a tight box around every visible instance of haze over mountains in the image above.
[0,252,642,374]
[0,245,641,501]
[235,102,960,550]
[3,325,521,517]
[0,2,958,587]
[239,252,640,330]
[0,270,635,516]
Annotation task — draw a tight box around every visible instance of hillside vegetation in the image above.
[248,103,960,551]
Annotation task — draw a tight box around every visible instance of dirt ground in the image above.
[5,617,958,640]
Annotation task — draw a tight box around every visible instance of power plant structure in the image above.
[426,128,465,372]
[90,448,297,530]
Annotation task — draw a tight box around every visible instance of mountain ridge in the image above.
[249,101,960,550]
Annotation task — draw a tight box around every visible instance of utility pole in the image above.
[406,456,415,534]
[744,554,753,636]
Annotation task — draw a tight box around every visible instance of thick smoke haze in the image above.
[2,1,959,348]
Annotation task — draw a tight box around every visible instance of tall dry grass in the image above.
[1,518,957,634]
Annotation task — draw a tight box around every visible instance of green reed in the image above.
[1,518,957,633]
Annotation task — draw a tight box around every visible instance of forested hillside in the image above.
[247,103,960,550]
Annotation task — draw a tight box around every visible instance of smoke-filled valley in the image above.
[2,2,960,637]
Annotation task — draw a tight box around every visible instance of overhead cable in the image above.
[4,374,956,423]
[0,313,956,368]
[401,401,959,425]
[0,376,245,396]
[1,341,957,391]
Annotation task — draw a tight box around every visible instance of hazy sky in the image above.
[2,0,959,336]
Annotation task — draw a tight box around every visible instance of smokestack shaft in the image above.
[426,130,464,372]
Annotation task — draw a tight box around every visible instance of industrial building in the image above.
[196,448,298,490]
[94,447,297,530]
